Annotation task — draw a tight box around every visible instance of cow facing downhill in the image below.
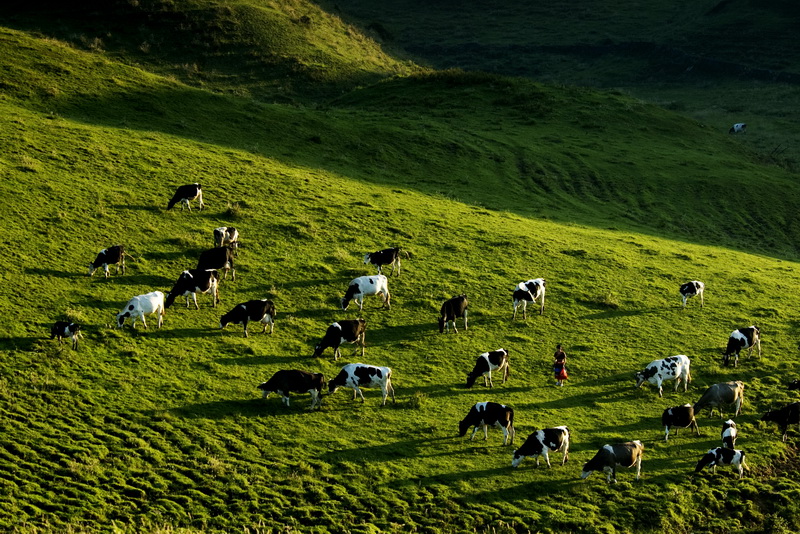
[635,355,692,397]
[761,402,800,442]
[363,247,403,276]
[165,269,220,310]
[167,183,204,211]
[313,319,366,361]
[219,299,276,337]
[694,381,745,418]
[662,404,700,442]
[512,278,546,319]
[466,349,510,388]
[679,281,705,308]
[327,363,395,406]
[695,448,746,478]
[115,291,165,329]
[257,370,325,410]
[341,275,390,311]
[723,326,761,367]
[88,245,126,278]
[50,321,82,350]
[512,426,570,468]
[197,246,235,281]
[458,402,516,446]
[439,294,468,333]
[581,441,644,483]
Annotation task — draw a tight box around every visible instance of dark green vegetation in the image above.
[1,1,800,532]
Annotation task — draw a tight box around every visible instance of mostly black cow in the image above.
[363,247,404,276]
[512,278,546,319]
[439,294,468,333]
[662,404,700,442]
[327,363,395,405]
[219,299,276,337]
[695,448,746,478]
[50,321,82,350]
[257,370,325,410]
[679,280,705,308]
[313,319,366,361]
[581,441,644,483]
[761,402,800,442]
[458,402,515,445]
[197,246,235,281]
[466,349,510,388]
[165,269,219,309]
[723,326,761,367]
[694,381,745,418]
[511,426,569,468]
[167,183,204,211]
[87,245,126,278]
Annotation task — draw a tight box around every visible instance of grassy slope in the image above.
[1,9,800,534]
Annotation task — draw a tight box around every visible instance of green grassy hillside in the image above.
[2,3,800,533]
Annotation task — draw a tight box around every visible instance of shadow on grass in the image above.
[580,307,666,320]
[1,336,39,351]
[214,354,310,366]
[151,327,222,340]
[25,267,83,279]
[320,435,464,463]
[87,274,175,288]
[172,397,319,419]
[112,204,161,213]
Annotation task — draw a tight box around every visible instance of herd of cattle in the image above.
[48,183,800,484]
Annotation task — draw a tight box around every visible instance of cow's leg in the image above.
[699,291,704,307]
[243,321,250,338]
[282,395,290,406]
[157,308,164,329]
[469,426,479,441]
[539,295,545,315]
[635,456,642,480]
[356,387,366,403]
[309,390,320,410]
[463,310,468,331]
[333,346,341,361]
[387,380,395,403]
[139,314,147,329]
[483,424,489,441]
[512,300,518,320]
[543,448,552,468]
[192,293,199,310]
[500,425,509,446]
[657,381,663,397]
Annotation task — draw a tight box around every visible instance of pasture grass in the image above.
[1,5,800,533]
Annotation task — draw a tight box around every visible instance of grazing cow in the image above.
[789,379,800,391]
[115,291,165,329]
[458,402,516,446]
[761,402,800,442]
[679,280,705,308]
[257,370,325,410]
[213,227,239,251]
[721,419,737,449]
[466,349,510,388]
[728,122,747,134]
[581,441,644,483]
[196,246,235,281]
[50,321,82,350]
[694,448,746,478]
[328,363,395,405]
[313,319,366,361]
[693,381,745,418]
[87,245,126,278]
[363,247,403,276]
[165,269,220,309]
[511,426,570,468]
[723,326,761,367]
[219,299,276,337]
[662,404,700,442]
[439,294,468,333]
[341,275,390,311]
[634,355,692,397]
[167,183,204,211]
[512,278,546,319]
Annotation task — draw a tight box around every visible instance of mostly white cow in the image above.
[723,326,761,367]
[581,441,644,483]
[328,363,395,405]
[695,448,746,478]
[219,299,276,337]
[213,227,239,251]
[729,122,747,134]
[466,349,510,388]
[197,246,235,281]
[693,381,745,418]
[512,278,546,319]
[761,402,800,442]
[257,370,325,410]
[165,269,219,309]
[721,419,737,449]
[313,319,366,361]
[363,247,403,276]
[167,183,204,211]
[115,291,165,329]
[634,355,692,397]
[662,404,700,442]
[439,294,468,333]
[679,280,704,308]
[88,245,126,278]
[341,275,390,311]
[50,321,82,350]
[511,426,570,468]
[458,402,516,446]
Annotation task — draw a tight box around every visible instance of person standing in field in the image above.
[553,344,568,387]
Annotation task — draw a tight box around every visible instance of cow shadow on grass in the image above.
[171,397,310,419]
[25,267,83,279]
[150,327,221,340]
[1,336,39,351]
[580,307,665,320]
[320,435,456,463]
[90,274,175,288]
[214,354,308,366]
[111,204,161,213]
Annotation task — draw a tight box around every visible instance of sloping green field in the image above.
[1,4,800,533]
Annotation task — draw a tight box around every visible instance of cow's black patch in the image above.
[354,365,380,385]
[641,366,658,379]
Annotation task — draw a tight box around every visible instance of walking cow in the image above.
[694,381,745,418]
[723,326,761,367]
[634,355,692,397]
[679,281,705,308]
[511,426,570,468]
[512,278,546,319]
[439,294,468,334]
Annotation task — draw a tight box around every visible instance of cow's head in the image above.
[511,450,525,468]
[761,409,778,423]
[312,344,325,358]
[115,312,129,328]
[438,316,446,333]
[362,253,371,265]
[457,418,471,437]
[327,379,341,396]
[465,372,479,389]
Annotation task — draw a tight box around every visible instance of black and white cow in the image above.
[458,402,516,446]
[341,275,390,311]
[511,426,570,468]
[213,227,239,251]
[196,246,235,281]
[363,247,403,276]
[50,321,82,350]
[723,326,761,367]
[327,363,395,405]
[728,122,747,134]
[662,404,700,442]
[167,183,204,211]
[466,349,510,388]
[679,280,705,308]
[439,294,468,333]
[761,402,800,442]
[87,245,126,278]
[693,381,745,418]
[634,355,691,397]
[581,441,644,483]
[694,448,746,478]
[789,379,800,391]
[165,269,220,309]
[257,370,325,410]
[721,419,737,449]
[219,299,276,337]
[512,278,546,319]
[313,319,366,361]
[115,291,165,329]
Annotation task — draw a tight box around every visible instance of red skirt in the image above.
[554,366,568,380]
